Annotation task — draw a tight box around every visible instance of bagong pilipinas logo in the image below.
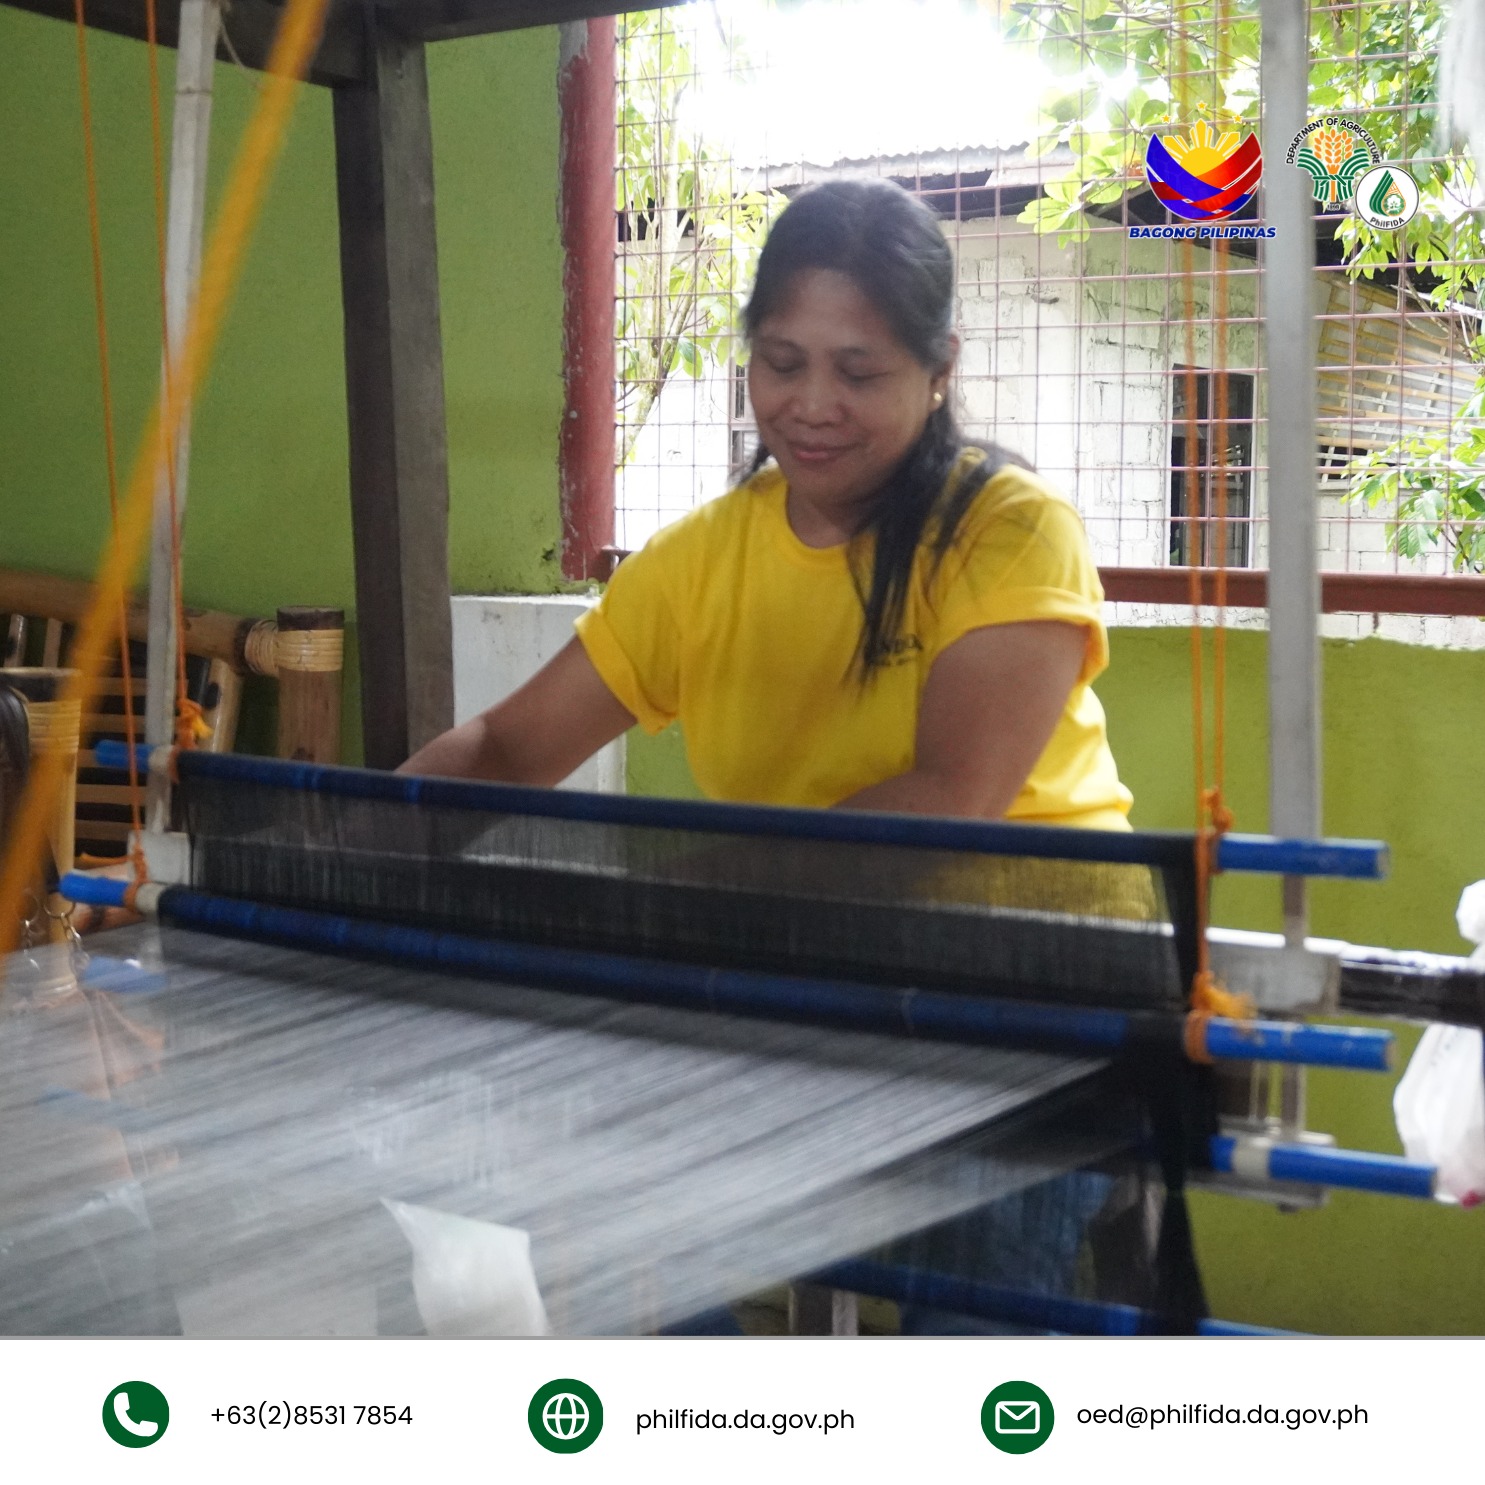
[1285,117,1380,206]
[1144,120,1263,222]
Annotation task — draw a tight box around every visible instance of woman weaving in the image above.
[403,179,1130,837]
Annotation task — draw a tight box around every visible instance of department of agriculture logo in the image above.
[1354,165,1420,231]
[102,1381,170,1448]
[981,1379,1054,1455]
[1286,117,1380,206]
[1144,120,1263,221]
[528,1378,603,1454]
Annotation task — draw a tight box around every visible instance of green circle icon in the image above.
[102,1381,170,1448]
[981,1379,1054,1454]
[528,1378,603,1454]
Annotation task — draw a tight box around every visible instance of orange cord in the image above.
[71,0,147,886]
[0,0,333,964]
[1174,3,1250,1045]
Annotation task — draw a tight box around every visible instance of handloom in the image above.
[3,0,1470,1343]
[1,747,1444,1338]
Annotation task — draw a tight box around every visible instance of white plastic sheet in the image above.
[1391,881,1485,1207]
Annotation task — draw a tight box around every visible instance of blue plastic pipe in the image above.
[92,740,154,773]
[1209,1134,1437,1199]
[60,872,131,909]
[1215,833,1388,880]
[1203,1017,1393,1071]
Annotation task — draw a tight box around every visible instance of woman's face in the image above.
[747,268,954,524]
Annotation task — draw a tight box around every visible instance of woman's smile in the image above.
[747,267,949,531]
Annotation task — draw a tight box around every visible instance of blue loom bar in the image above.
[59,872,130,908]
[1209,1135,1437,1199]
[1216,834,1388,881]
[176,751,1194,867]
[153,891,1396,1075]
[1203,1017,1392,1071]
[155,889,1137,1056]
[1198,1318,1302,1337]
[93,740,157,773]
[807,1260,1295,1336]
[174,751,1383,880]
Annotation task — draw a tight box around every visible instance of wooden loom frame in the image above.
[0,0,671,772]
[3,0,1464,882]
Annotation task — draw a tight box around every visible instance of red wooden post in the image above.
[558,16,617,581]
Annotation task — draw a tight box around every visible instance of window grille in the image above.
[612,1,1485,647]
[1170,370,1256,569]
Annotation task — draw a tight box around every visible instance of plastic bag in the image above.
[1391,880,1485,1207]
[1456,879,1485,955]
[1394,1025,1485,1206]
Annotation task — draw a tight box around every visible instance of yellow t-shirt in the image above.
[576,456,1133,829]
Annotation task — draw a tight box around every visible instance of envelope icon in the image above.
[994,1400,1040,1435]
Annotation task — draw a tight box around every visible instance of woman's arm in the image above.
[838,620,1086,818]
[397,637,636,783]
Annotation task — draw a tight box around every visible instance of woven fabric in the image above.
[0,928,1131,1336]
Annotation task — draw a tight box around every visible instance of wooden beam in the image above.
[1100,566,1485,618]
[379,0,671,45]
[334,24,453,769]
[0,566,268,671]
[273,606,345,763]
[0,0,675,73]
[0,0,366,85]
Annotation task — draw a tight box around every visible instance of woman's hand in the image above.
[837,620,1087,819]
[397,638,635,784]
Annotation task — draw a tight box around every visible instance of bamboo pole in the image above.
[272,606,344,763]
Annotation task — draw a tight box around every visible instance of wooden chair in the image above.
[1,568,343,863]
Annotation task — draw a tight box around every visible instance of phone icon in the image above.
[114,1393,158,1437]
[102,1381,170,1448]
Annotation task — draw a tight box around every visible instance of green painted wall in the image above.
[628,627,1485,1333]
[1103,628,1485,1334]
[0,11,566,758]
[432,33,566,598]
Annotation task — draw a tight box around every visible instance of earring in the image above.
[932,391,945,406]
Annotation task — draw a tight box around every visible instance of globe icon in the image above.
[542,1393,590,1440]
[529,1378,602,1453]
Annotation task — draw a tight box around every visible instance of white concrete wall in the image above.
[450,595,626,793]
[953,219,1204,572]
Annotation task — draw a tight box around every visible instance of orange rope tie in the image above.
[1174,36,1248,1062]
[1184,785,1252,1063]
[175,697,212,749]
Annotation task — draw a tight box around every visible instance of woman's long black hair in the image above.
[742,178,1026,678]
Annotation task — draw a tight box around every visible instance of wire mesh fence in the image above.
[612,0,1485,647]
